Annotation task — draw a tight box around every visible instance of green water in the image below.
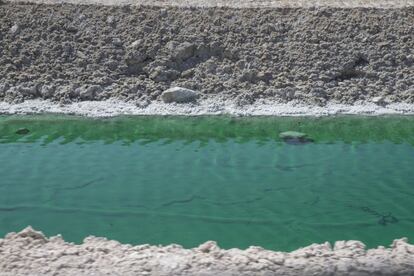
[0,115,414,251]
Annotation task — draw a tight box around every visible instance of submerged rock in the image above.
[161,87,199,103]
[279,131,313,145]
[16,128,30,135]
[279,131,307,138]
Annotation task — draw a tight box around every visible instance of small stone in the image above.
[161,87,199,103]
[129,40,141,49]
[160,9,168,17]
[150,67,179,82]
[15,226,47,242]
[372,96,386,106]
[112,38,122,47]
[0,83,9,96]
[235,93,255,106]
[106,16,115,26]
[76,85,103,100]
[257,71,273,82]
[197,241,219,253]
[125,51,147,66]
[167,42,196,61]
[59,97,72,105]
[239,70,258,83]
[40,85,56,99]
[16,128,30,135]
[18,85,38,96]
[10,24,20,36]
[181,69,194,78]
[136,99,150,108]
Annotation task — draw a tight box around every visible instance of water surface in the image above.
[0,115,413,251]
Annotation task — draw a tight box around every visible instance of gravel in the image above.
[0,2,413,109]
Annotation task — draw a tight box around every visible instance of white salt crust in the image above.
[0,227,414,276]
[1,99,414,117]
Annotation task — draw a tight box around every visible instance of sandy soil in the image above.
[0,227,414,276]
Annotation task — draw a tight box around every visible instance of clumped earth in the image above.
[0,2,413,107]
[0,227,414,276]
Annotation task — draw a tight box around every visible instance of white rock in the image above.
[13,226,47,242]
[10,24,20,35]
[106,16,115,26]
[197,241,219,253]
[129,40,141,49]
[161,87,199,103]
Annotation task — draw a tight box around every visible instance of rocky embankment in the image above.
[0,227,413,276]
[0,1,413,111]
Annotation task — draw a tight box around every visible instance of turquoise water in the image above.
[0,115,413,251]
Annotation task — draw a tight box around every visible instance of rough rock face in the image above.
[0,227,414,275]
[0,3,413,106]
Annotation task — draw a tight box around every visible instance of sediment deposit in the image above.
[0,1,413,114]
[1,227,414,276]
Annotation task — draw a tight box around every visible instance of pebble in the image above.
[9,24,20,35]
[112,38,122,47]
[372,96,386,106]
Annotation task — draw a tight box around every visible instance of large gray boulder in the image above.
[161,87,199,103]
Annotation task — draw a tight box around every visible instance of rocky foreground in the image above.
[0,1,413,110]
[0,227,413,275]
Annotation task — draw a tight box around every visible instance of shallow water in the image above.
[0,115,413,251]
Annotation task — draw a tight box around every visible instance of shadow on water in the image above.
[0,115,414,145]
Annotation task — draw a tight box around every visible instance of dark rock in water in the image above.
[16,128,30,135]
[279,131,307,139]
[378,213,398,226]
[279,131,313,145]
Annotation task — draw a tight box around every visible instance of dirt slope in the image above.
[0,2,413,107]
